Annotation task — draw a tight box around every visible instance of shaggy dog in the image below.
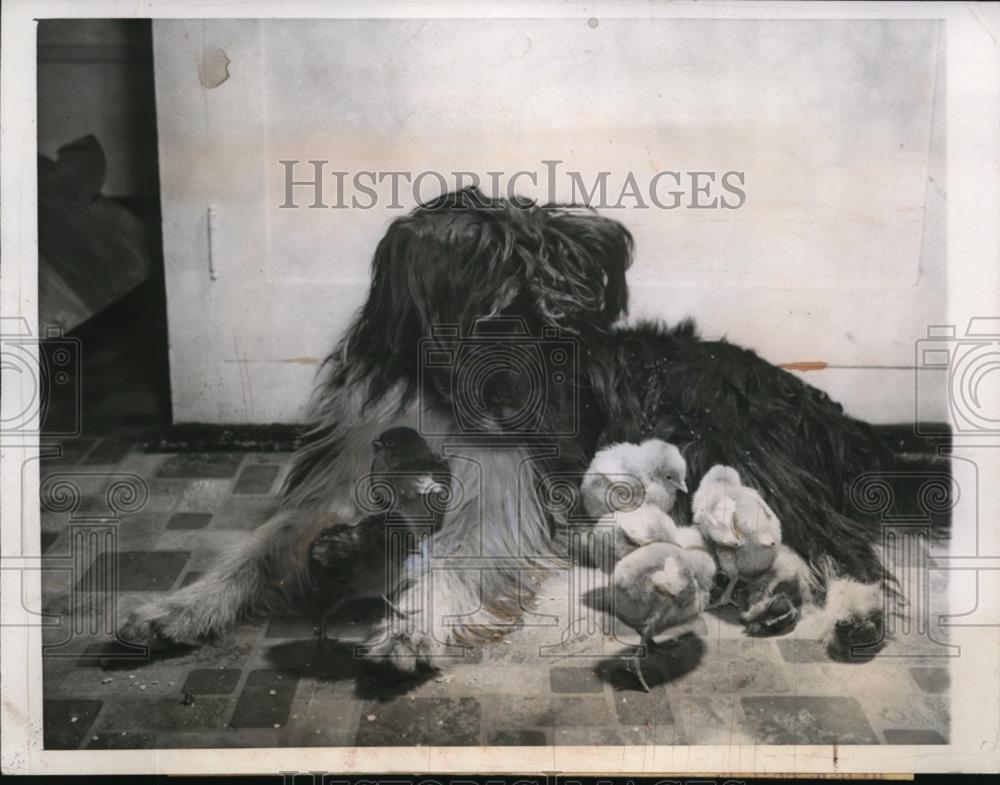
[121,187,894,669]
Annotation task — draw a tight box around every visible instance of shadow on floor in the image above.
[262,638,439,701]
[593,631,706,691]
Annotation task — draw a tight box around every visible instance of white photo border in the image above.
[2,0,998,776]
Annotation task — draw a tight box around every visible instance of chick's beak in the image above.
[672,478,688,494]
[372,439,384,453]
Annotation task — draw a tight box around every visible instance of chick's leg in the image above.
[625,633,653,692]
[317,597,346,655]
[715,575,739,608]
[707,569,740,609]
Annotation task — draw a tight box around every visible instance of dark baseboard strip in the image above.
[146,422,953,455]
[875,423,952,455]
[145,423,305,453]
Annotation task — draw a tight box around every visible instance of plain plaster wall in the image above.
[153,18,946,425]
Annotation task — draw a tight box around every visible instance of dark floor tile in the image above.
[167,512,213,530]
[156,453,243,479]
[488,728,548,746]
[883,728,947,744]
[485,695,556,727]
[266,615,317,639]
[655,694,736,744]
[78,550,190,592]
[43,698,103,749]
[355,697,481,746]
[181,668,242,695]
[775,639,828,663]
[149,477,192,497]
[549,666,605,694]
[909,667,949,694]
[232,464,280,495]
[741,696,880,744]
[552,696,613,727]
[613,686,675,726]
[86,731,156,749]
[555,726,631,745]
[924,694,949,727]
[97,697,231,730]
[228,669,299,728]
[113,511,172,548]
[82,439,134,466]
[283,696,360,746]
[154,729,288,749]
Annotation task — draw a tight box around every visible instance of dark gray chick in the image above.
[370,426,451,522]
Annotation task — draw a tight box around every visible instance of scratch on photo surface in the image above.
[968,3,999,48]
[232,329,254,420]
[399,19,428,50]
[221,357,320,365]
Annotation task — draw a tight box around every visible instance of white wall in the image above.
[153,18,946,425]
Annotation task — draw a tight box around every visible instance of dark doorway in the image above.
[37,19,171,449]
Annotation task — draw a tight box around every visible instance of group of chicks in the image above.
[581,439,788,691]
[307,427,794,692]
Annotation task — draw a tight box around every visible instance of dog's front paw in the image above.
[741,575,804,637]
[118,609,160,646]
[826,610,885,662]
[361,626,441,676]
[743,594,801,637]
[118,600,203,648]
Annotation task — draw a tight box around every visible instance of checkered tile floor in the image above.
[39,439,952,749]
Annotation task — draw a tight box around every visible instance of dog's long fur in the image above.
[122,188,897,664]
